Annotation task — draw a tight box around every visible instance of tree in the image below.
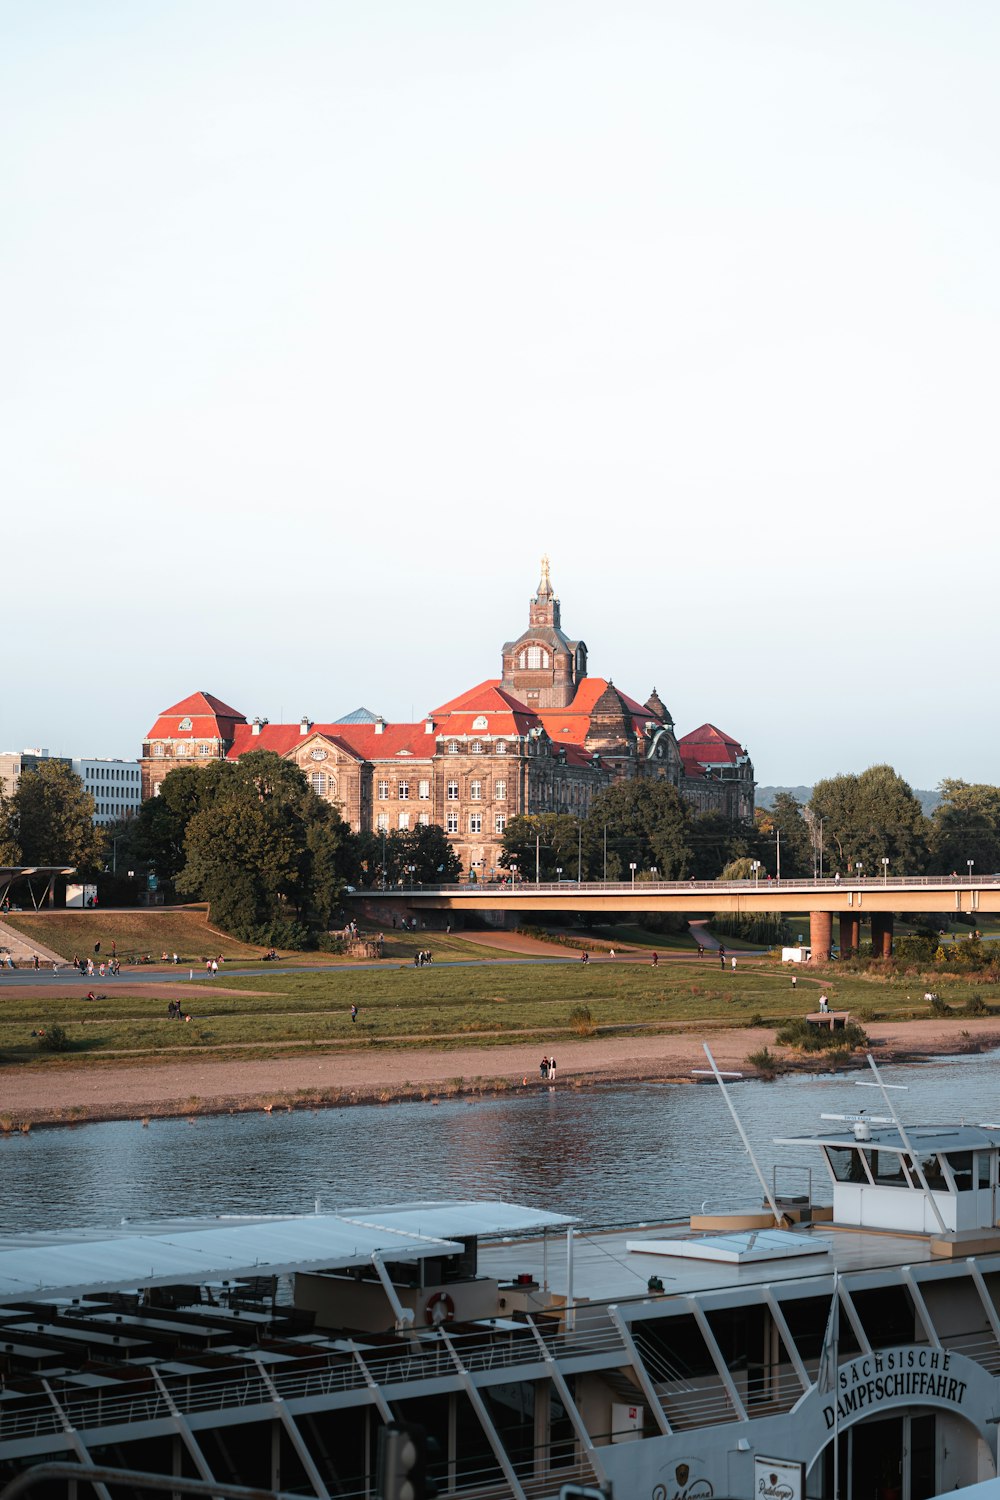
[499,814,582,880]
[0,786,20,864]
[688,813,756,880]
[176,751,356,945]
[132,763,228,882]
[396,824,463,885]
[756,792,813,878]
[11,761,104,871]
[581,780,692,880]
[928,780,1000,876]
[809,765,929,875]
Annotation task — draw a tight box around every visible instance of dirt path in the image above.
[3,1019,998,1128]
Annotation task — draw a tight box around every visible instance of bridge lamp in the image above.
[629,861,637,888]
[751,860,760,886]
[556,866,562,883]
[881,857,889,882]
[856,863,863,880]
[968,859,975,882]
[650,866,658,882]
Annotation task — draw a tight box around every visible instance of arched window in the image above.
[310,771,327,796]
[518,645,550,670]
[448,740,460,754]
[471,740,484,754]
[495,740,508,755]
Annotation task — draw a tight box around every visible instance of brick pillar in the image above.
[870,913,894,959]
[810,910,833,963]
[839,913,860,959]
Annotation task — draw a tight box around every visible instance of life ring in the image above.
[425,1291,455,1326]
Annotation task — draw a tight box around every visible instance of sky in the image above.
[3,1,998,790]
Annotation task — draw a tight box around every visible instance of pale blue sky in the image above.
[3,2,997,789]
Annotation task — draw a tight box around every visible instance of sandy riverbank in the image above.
[3,1019,998,1129]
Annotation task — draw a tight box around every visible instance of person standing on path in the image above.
[720,952,725,970]
[791,973,797,990]
[350,1004,358,1024]
[548,1056,557,1083]
[731,956,737,971]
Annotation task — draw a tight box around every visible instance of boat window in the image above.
[871,1150,909,1186]
[979,1153,992,1189]
[826,1147,872,1184]
[947,1152,975,1191]
[915,1152,948,1191]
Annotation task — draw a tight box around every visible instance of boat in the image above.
[2,1064,1000,1499]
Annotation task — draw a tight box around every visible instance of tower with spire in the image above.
[500,556,587,709]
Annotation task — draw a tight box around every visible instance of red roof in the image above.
[678,723,746,769]
[147,691,246,741]
[537,678,651,746]
[227,722,437,762]
[432,680,541,737]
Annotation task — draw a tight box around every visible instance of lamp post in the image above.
[881,857,889,884]
[856,863,863,882]
[578,823,583,884]
[650,866,658,883]
[406,863,416,888]
[556,866,562,884]
[511,863,518,885]
[751,860,760,887]
[603,824,608,881]
[968,859,975,883]
[629,861,637,889]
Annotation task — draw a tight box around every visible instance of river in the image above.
[2,1055,997,1233]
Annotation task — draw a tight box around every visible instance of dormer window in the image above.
[179,717,193,731]
[448,740,460,754]
[472,715,488,731]
[471,740,484,754]
[496,740,508,754]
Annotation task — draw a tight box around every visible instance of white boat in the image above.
[2,1072,1000,1499]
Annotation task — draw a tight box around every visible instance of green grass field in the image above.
[2,945,997,1071]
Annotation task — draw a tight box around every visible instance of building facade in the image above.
[140,564,754,873]
[71,759,144,826]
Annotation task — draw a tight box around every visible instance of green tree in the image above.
[12,761,103,870]
[396,823,463,884]
[809,765,929,875]
[928,780,1000,876]
[176,751,356,945]
[0,786,20,864]
[756,793,813,878]
[582,780,692,880]
[132,762,229,882]
[499,813,582,880]
[688,813,756,879]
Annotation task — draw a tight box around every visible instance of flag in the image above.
[817,1274,840,1393]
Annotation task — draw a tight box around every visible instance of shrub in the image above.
[748,1013,764,1028]
[569,1005,596,1037]
[929,994,951,1017]
[774,1018,869,1053]
[965,995,989,1017]
[37,1023,72,1053]
[745,1047,783,1078]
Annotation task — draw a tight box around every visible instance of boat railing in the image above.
[0,1323,630,1444]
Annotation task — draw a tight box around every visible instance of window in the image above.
[495,779,506,800]
[446,811,458,834]
[471,740,484,754]
[309,771,327,796]
[495,814,506,835]
[469,813,482,834]
[176,742,190,757]
[398,780,409,800]
[378,779,390,799]
[376,812,389,831]
[496,740,508,754]
[518,645,550,670]
[198,744,212,756]
[472,715,488,730]
[448,740,460,754]
[470,781,482,801]
[398,813,410,830]
[418,779,430,799]
[447,780,459,800]
[418,812,429,826]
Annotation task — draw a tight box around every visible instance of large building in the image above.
[140,562,754,873]
[71,758,143,826]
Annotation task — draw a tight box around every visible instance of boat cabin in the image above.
[775,1121,1000,1234]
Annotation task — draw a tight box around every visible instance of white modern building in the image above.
[71,758,143,826]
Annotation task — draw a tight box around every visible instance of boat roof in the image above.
[0,1202,572,1305]
[774,1124,1000,1153]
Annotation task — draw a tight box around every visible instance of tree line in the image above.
[3,757,999,947]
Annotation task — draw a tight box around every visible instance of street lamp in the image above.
[856,863,863,881]
[629,861,637,889]
[968,859,975,883]
[406,863,417,887]
[881,857,889,883]
[650,866,658,883]
[751,860,760,886]
[510,863,518,884]
[556,866,562,884]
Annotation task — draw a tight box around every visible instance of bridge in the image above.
[348,875,998,962]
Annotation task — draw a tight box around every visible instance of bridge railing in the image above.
[355,874,998,896]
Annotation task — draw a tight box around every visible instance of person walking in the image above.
[548,1056,557,1083]
[651,952,658,968]
[720,952,725,970]
[791,973,797,990]
[731,956,737,971]
[350,1004,358,1024]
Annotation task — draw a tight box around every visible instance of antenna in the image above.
[859,1054,948,1235]
[693,1043,783,1227]
[821,1110,893,1142]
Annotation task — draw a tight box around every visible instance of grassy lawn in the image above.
[2,952,998,1070]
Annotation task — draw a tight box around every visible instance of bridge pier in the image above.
[839,913,861,959]
[809,911,833,963]
[871,913,894,959]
